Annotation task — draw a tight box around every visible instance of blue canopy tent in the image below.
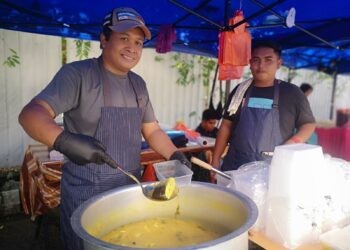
[1,0,349,64]
[1,0,349,118]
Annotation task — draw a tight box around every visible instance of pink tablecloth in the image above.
[315,127,350,161]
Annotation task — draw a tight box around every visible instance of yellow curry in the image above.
[100,217,225,248]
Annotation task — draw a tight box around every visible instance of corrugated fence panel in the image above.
[0,31,349,167]
[0,30,61,167]
[65,39,210,129]
[133,50,209,129]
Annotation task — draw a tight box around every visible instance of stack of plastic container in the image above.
[265,144,325,249]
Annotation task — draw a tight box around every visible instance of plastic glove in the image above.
[169,151,192,169]
[53,131,107,165]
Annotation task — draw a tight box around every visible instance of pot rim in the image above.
[71,182,258,250]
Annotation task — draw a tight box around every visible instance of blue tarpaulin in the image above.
[1,0,349,72]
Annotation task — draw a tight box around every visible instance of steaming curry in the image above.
[100,217,225,248]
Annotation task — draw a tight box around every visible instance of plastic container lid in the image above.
[153,160,193,186]
[216,170,235,187]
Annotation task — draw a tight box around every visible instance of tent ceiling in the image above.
[1,0,349,72]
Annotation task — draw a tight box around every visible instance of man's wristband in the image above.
[290,136,302,143]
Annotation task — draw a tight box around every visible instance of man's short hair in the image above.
[252,40,282,57]
[300,83,313,93]
[202,109,219,121]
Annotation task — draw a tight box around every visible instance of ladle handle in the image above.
[102,153,142,185]
[191,157,232,180]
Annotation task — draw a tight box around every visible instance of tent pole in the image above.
[223,0,231,102]
[145,0,213,44]
[225,80,231,103]
[287,68,291,82]
[287,67,295,82]
[329,72,338,120]
[228,0,285,31]
[169,0,222,28]
[224,0,231,27]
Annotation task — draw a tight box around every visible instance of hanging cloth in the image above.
[156,24,177,53]
[218,10,251,80]
[228,10,252,66]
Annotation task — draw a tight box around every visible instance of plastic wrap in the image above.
[321,156,350,231]
[226,161,269,231]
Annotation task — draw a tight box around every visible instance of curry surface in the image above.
[100,217,225,248]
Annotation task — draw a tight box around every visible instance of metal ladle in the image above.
[103,154,178,201]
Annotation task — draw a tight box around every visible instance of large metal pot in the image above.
[71,182,258,250]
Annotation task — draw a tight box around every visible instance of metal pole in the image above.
[145,0,213,44]
[329,72,338,120]
[169,0,223,28]
[223,0,231,101]
[225,80,231,102]
[250,0,340,50]
[224,0,231,27]
[228,0,285,31]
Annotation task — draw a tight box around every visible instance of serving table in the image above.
[20,143,214,219]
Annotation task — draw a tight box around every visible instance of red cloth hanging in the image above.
[156,24,177,53]
[218,10,251,80]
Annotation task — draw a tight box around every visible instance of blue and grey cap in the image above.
[103,7,151,40]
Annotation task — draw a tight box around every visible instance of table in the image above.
[248,231,323,250]
[315,127,350,161]
[19,143,214,219]
[140,143,215,165]
[20,144,327,249]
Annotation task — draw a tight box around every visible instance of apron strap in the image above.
[127,72,142,108]
[98,57,113,107]
[243,79,280,108]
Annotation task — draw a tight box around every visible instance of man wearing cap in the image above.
[18,7,190,249]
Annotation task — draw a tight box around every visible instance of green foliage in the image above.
[310,69,333,81]
[280,66,300,82]
[61,37,67,65]
[197,56,217,87]
[154,52,218,111]
[154,55,164,62]
[74,39,91,60]
[168,53,217,88]
[171,53,195,86]
[189,111,197,118]
[3,48,20,68]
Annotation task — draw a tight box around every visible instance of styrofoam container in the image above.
[154,160,193,186]
[320,225,350,250]
[265,144,325,248]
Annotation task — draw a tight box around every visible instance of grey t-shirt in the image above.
[223,80,315,141]
[36,58,156,136]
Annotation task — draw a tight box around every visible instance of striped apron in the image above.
[60,61,143,250]
[222,81,283,171]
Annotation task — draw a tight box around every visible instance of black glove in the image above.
[53,131,108,165]
[170,151,192,169]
